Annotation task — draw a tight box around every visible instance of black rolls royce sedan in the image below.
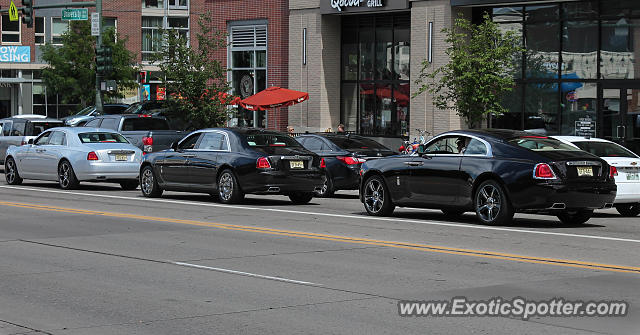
[140,128,325,204]
[359,129,617,225]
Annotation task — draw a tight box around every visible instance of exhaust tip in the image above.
[603,203,614,209]
[267,187,280,193]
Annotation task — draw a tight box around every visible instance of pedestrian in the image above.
[287,125,295,136]
[337,124,346,133]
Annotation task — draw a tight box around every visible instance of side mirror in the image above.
[171,141,179,151]
[28,139,34,145]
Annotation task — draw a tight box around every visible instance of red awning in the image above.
[239,87,309,111]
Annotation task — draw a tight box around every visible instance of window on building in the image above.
[142,0,164,9]
[52,18,69,44]
[142,16,163,62]
[168,0,188,9]
[168,17,189,40]
[35,17,45,44]
[104,17,117,33]
[229,23,268,128]
[1,15,21,44]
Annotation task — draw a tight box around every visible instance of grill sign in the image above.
[322,0,408,14]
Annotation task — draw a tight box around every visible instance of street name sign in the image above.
[62,8,88,20]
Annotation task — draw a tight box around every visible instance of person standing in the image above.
[287,125,295,136]
[337,124,346,133]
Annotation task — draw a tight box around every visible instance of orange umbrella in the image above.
[239,87,309,111]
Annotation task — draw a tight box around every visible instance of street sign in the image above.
[8,1,19,21]
[91,13,100,36]
[62,8,88,20]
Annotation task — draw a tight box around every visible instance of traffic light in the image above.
[96,45,113,75]
[138,71,148,84]
[21,0,33,28]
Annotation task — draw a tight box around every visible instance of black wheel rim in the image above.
[5,160,16,183]
[476,184,501,222]
[141,168,154,195]
[219,173,233,201]
[364,179,384,214]
[59,163,71,188]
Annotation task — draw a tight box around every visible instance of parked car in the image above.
[61,104,130,126]
[124,101,186,130]
[82,114,185,154]
[4,127,142,190]
[0,115,64,165]
[359,129,617,225]
[139,128,325,204]
[552,136,640,217]
[296,133,396,197]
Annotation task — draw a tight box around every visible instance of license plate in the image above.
[627,173,640,181]
[576,166,593,177]
[289,161,304,169]
[115,154,128,161]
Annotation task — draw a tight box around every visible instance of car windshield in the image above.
[31,122,64,135]
[328,136,389,150]
[573,141,638,158]
[78,132,129,143]
[74,107,94,116]
[508,136,581,151]
[245,134,302,147]
[121,117,170,131]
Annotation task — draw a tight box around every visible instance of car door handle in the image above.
[35,149,45,153]
[182,154,196,158]
[404,161,423,166]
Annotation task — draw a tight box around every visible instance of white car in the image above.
[552,136,640,217]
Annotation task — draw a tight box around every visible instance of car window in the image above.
[29,122,63,136]
[424,136,466,154]
[84,119,102,128]
[103,105,128,114]
[2,121,12,136]
[78,132,129,143]
[573,141,638,158]
[198,132,229,151]
[48,131,66,146]
[34,131,52,145]
[121,117,170,131]
[178,133,201,150]
[11,121,26,136]
[328,136,388,150]
[245,134,302,147]
[508,136,581,151]
[99,118,120,130]
[464,138,488,156]
[303,137,325,151]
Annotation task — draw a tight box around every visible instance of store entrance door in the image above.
[601,85,640,155]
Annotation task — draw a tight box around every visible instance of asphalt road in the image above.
[0,180,639,334]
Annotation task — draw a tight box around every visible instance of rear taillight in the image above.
[20,140,27,145]
[320,158,326,168]
[610,166,618,179]
[257,157,271,169]
[142,136,153,153]
[87,152,99,161]
[533,163,556,179]
[337,156,366,165]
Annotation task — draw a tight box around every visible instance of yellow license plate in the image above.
[576,166,593,177]
[289,161,304,169]
[115,154,128,161]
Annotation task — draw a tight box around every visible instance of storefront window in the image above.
[525,21,560,78]
[600,19,640,80]
[562,1,598,20]
[562,20,597,79]
[492,84,523,130]
[525,83,558,135]
[560,83,597,136]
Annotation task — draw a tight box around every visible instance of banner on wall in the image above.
[142,85,151,101]
[0,46,30,63]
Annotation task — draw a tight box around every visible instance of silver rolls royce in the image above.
[4,127,143,190]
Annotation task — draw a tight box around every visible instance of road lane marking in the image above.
[1,200,639,275]
[1,184,639,245]
[172,261,320,286]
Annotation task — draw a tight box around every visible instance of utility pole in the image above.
[94,0,103,113]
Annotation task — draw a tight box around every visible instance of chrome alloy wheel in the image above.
[5,159,16,184]
[364,178,385,214]
[141,168,154,195]
[219,172,233,201]
[476,184,501,222]
[58,163,71,188]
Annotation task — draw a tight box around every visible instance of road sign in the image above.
[62,8,88,20]
[9,1,19,21]
[91,13,100,36]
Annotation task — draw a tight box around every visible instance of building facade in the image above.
[289,0,640,153]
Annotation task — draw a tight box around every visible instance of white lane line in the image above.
[172,261,320,286]
[2,185,640,244]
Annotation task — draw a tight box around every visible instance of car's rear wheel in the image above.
[315,173,334,198]
[289,192,314,204]
[120,180,139,190]
[615,203,640,217]
[140,166,163,198]
[58,160,79,190]
[474,180,514,225]
[218,169,244,204]
[557,209,594,225]
[363,175,395,216]
[5,157,23,185]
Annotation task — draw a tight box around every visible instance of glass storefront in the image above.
[341,13,410,137]
[488,1,640,153]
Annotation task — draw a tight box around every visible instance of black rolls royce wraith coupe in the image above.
[359,129,617,225]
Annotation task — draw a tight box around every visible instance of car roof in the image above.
[1,115,62,122]
[551,136,612,143]
[46,127,120,134]
[442,129,533,140]
[94,114,166,119]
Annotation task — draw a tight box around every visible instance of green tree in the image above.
[414,13,524,128]
[41,20,138,108]
[149,15,233,129]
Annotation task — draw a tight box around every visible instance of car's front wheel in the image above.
[474,180,514,225]
[362,175,395,216]
[217,169,244,204]
[58,160,80,190]
[615,203,640,217]
[5,157,23,185]
[557,209,594,225]
[140,166,163,198]
[289,192,314,204]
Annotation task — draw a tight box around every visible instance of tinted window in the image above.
[100,118,120,130]
[178,133,201,150]
[573,141,638,158]
[327,136,388,150]
[244,134,302,147]
[11,121,26,136]
[49,131,66,146]
[303,137,325,151]
[2,121,11,136]
[464,139,488,155]
[198,132,228,151]
[35,131,52,145]
[84,119,102,128]
[424,136,466,154]
[508,136,581,151]
[78,132,129,143]
[121,118,170,131]
[103,105,128,114]
[29,121,63,136]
